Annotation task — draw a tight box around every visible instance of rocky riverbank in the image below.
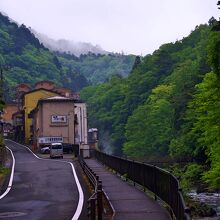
[188,190,220,218]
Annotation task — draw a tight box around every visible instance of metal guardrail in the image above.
[94,150,191,220]
[78,156,103,220]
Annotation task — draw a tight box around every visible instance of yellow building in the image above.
[23,88,58,144]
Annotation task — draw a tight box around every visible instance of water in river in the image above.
[189,190,220,216]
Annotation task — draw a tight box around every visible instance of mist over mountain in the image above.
[31,29,109,57]
[0,12,135,101]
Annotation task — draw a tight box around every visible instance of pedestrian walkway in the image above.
[84,159,170,220]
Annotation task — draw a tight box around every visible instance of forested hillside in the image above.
[55,51,135,84]
[0,12,135,101]
[81,18,220,189]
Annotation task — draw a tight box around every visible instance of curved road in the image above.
[0,140,83,220]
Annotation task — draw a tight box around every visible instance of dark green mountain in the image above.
[0,12,135,101]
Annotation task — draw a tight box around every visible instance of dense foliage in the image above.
[55,51,135,85]
[81,18,220,188]
[0,12,134,101]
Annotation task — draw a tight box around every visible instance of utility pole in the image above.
[0,68,3,103]
[0,71,3,107]
[0,67,4,135]
[0,65,10,103]
[0,65,11,135]
[0,66,5,165]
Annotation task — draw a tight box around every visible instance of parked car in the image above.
[50,143,63,159]
[62,143,74,154]
[40,146,50,154]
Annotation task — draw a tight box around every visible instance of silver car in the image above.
[50,143,63,159]
[40,146,50,154]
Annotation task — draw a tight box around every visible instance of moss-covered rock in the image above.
[187,198,216,217]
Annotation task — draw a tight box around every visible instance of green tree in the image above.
[131,56,141,71]
[207,31,220,77]
[123,85,174,160]
[190,72,220,188]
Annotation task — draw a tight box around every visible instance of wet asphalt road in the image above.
[0,140,82,220]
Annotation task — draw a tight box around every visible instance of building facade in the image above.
[32,96,75,149]
[12,111,24,143]
[31,96,88,152]
[16,83,31,111]
[23,88,58,143]
[2,103,18,124]
[10,80,87,148]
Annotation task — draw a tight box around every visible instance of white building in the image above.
[74,102,88,146]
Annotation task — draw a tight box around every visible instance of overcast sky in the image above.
[0,0,219,55]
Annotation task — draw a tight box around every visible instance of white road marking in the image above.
[2,140,84,220]
[0,146,15,199]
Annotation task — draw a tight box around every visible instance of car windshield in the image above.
[51,145,62,149]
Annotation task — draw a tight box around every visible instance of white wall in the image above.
[74,103,87,145]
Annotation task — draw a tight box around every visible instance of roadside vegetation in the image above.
[0,135,8,191]
[0,136,4,163]
[0,164,9,177]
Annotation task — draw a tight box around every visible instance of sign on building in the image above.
[51,115,67,123]
[38,136,63,144]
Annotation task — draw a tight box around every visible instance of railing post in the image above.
[96,175,99,183]
[184,207,191,220]
[88,198,96,220]
[97,180,103,220]
[132,160,135,186]
[178,187,182,220]
[168,174,173,218]
[82,160,85,171]
[142,162,146,192]
[153,165,157,201]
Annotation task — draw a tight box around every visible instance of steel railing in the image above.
[93,150,190,220]
[78,156,107,220]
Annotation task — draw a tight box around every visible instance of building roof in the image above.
[53,87,72,92]
[37,96,76,104]
[2,103,18,122]
[34,80,55,86]
[4,102,17,106]
[22,88,60,97]
[29,96,75,118]
[12,110,24,117]
[37,96,84,108]
[45,96,71,100]
[16,83,31,89]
